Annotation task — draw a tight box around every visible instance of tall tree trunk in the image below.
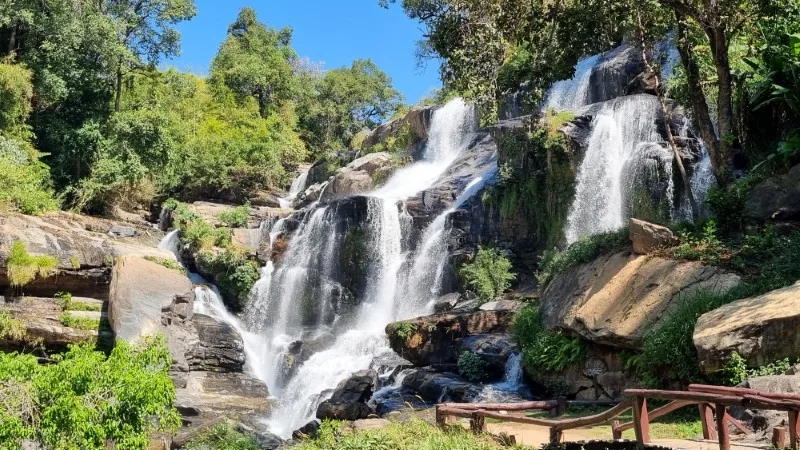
[705,24,735,186]
[675,13,728,186]
[115,64,123,112]
[637,13,699,220]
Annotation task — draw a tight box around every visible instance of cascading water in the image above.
[241,98,484,437]
[476,353,527,403]
[279,170,309,209]
[543,54,602,111]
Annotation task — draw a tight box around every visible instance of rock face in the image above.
[385,305,518,367]
[187,314,245,373]
[586,44,645,105]
[316,370,378,421]
[362,105,437,150]
[108,256,194,342]
[459,334,517,379]
[694,282,800,373]
[176,371,270,420]
[319,153,396,203]
[629,218,679,254]
[541,250,741,349]
[0,212,172,298]
[745,164,800,222]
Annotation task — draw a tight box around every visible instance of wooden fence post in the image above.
[774,427,788,449]
[549,427,563,444]
[789,410,799,450]
[470,411,485,433]
[436,406,445,427]
[699,403,718,440]
[632,396,651,450]
[612,420,622,440]
[716,403,730,450]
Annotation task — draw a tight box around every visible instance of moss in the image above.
[69,256,80,270]
[6,241,58,287]
[143,256,187,275]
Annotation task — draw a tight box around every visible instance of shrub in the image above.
[196,249,260,313]
[0,155,59,215]
[143,256,187,275]
[0,312,26,342]
[458,247,516,301]
[185,423,261,450]
[59,313,102,331]
[217,204,251,228]
[457,351,490,382]
[536,229,629,289]
[6,241,58,287]
[705,175,761,232]
[293,418,516,450]
[55,291,72,311]
[512,305,585,372]
[388,322,417,341]
[722,352,795,386]
[0,336,181,449]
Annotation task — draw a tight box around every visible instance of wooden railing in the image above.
[435,385,800,450]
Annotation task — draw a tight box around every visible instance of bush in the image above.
[0,336,181,449]
[6,241,58,287]
[217,204,251,228]
[459,247,516,301]
[293,418,518,450]
[58,313,102,331]
[185,423,261,450]
[512,305,585,373]
[536,229,629,289]
[722,352,796,386]
[0,155,59,215]
[0,312,26,342]
[457,351,490,382]
[196,249,260,313]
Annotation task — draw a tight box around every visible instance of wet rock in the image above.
[401,368,481,403]
[292,420,321,440]
[541,250,741,349]
[433,293,461,313]
[459,334,518,379]
[319,153,396,203]
[629,218,679,254]
[249,190,282,208]
[450,298,481,313]
[385,308,516,366]
[694,281,800,373]
[316,369,378,421]
[176,372,270,425]
[745,164,800,222]
[294,181,328,209]
[108,225,137,238]
[586,44,645,105]
[187,314,245,373]
[625,70,658,96]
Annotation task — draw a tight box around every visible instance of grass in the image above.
[0,311,26,341]
[143,256,187,274]
[536,229,629,289]
[6,241,58,287]
[293,418,528,450]
[59,313,102,331]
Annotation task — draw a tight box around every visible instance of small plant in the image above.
[458,247,516,301]
[536,229,629,289]
[195,248,259,313]
[390,322,418,341]
[55,291,72,311]
[217,204,251,228]
[69,256,80,269]
[723,352,795,386]
[6,241,58,287]
[670,220,728,264]
[185,423,261,450]
[512,306,585,372]
[0,311,26,341]
[143,256,187,274]
[59,313,101,331]
[457,351,490,382]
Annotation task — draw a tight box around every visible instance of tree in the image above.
[104,0,197,111]
[299,59,404,152]
[210,7,297,118]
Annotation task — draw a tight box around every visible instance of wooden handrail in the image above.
[690,384,800,402]
[438,400,556,411]
[612,399,693,434]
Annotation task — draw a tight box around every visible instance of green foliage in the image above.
[723,352,795,386]
[217,204,251,228]
[457,351,490,382]
[0,312,26,342]
[196,249,260,313]
[536,229,629,289]
[512,305,585,373]
[0,61,33,135]
[670,220,727,264]
[0,336,181,449]
[185,423,261,450]
[458,247,516,301]
[6,241,58,287]
[293,418,520,450]
[705,175,762,232]
[0,155,59,214]
[389,322,418,341]
[55,292,73,311]
[143,256,187,274]
[59,313,102,331]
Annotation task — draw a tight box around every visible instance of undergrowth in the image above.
[185,423,260,450]
[512,305,585,373]
[457,351,490,382]
[536,229,629,289]
[6,241,58,287]
[216,204,251,228]
[458,247,516,301]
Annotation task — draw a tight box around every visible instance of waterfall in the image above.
[158,229,181,260]
[242,98,484,437]
[542,54,602,111]
[476,353,526,403]
[279,170,309,209]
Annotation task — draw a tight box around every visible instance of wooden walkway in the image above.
[436,385,800,450]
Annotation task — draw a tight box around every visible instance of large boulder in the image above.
[319,153,396,203]
[385,306,517,366]
[458,334,518,379]
[694,282,800,373]
[176,371,270,423]
[541,250,741,349]
[745,164,800,222]
[629,218,679,254]
[362,105,437,151]
[586,44,645,105]
[108,256,194,342]
[401,368,481,403]
[316,370,378,421]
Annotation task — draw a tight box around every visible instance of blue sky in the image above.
[166,0,442,104]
